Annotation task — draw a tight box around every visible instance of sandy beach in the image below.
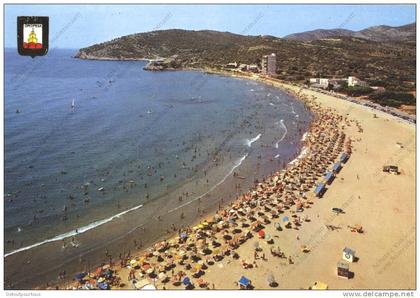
[63,74,415,291]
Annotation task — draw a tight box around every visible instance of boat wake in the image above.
[245,134,261,147]
[167,153,249,213]
[275,119,287,148]
[4,203,144,258]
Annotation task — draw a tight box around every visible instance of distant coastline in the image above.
[74,52,149,62]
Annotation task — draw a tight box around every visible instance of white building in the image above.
[348,76,368,87]
[247,64,259,73]
[262,53,277,76]
[226,62,238,69]
[309,78,330,89]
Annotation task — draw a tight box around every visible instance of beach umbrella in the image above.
[142,263,151,271]
[130,259,137,266]
[141,284,156,290]
[258,230,266,238]
[74,272,86,281]
[239,276,250,288]
[180,232,188,239]
[266,273,277,287]
[223,234,232,240]
[104,269,113,278]
[183,277,191,285]
[97,282,109,290]
[233,228,242,234]
[158,272,168,280]
[194,263,202,271]
[282,216,289,222]
[135,279,150,289]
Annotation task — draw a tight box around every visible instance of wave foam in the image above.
[289,147,309,165]
[167,153,248,213]
[5,203,144,258]
[275,119,287,148]
[245,134,261,147]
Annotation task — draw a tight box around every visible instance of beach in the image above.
[64,74,415,290]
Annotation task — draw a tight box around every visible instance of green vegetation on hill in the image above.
[336,84,374,97]
[76,29,416,106]
[369,91,416,108]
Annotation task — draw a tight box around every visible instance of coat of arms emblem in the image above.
[17,16,49,57]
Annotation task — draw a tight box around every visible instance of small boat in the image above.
[71,99,75,109]
[146,110,152,114]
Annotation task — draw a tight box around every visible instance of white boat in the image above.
[71,99,75,109]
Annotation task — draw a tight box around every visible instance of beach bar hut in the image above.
[337,261,350,279]
[342,247,356,263]
[340,153,349,163]
[324,171,334,185]
[332,162,342,173]
[314,183,326,198]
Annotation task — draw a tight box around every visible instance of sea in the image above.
[4,48,312,288]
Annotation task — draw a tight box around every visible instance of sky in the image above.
[5,4,416,49]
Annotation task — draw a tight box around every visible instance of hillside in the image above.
[75,29,416,92]
[284,22,416,42]
[284,28,354,41]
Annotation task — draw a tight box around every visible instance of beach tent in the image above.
[324,172,334,184]
[332,162,342,173]
[337,261,350,279]
[239,276,251,288]
[340,153,349,163]
[314,183,325,197]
